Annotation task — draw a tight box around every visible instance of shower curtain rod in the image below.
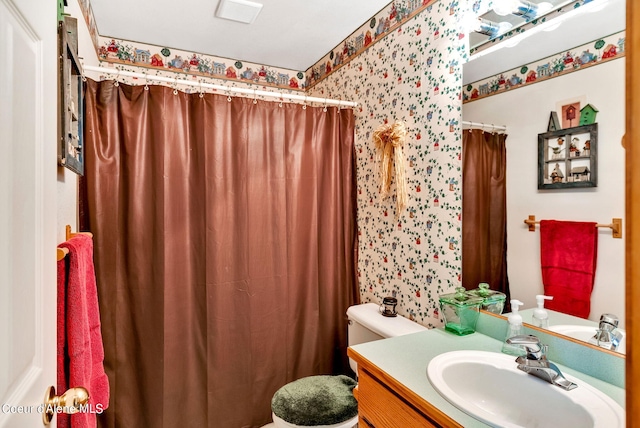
[462,121,507,132]
[82,65,358,108]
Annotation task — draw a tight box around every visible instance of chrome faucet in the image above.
[589,314,623,351]
[506,334,578,391]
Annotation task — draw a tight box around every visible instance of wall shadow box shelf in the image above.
[538,123,597,190]
[58,16,84,175]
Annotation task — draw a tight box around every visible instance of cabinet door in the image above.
[357,369,439,428]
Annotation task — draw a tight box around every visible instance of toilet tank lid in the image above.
[347,303,427,338]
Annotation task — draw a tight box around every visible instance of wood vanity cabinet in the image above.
[348,348,462,428]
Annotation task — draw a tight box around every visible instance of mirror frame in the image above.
[626,0,639,419]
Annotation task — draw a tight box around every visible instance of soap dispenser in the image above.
[532,295,553,328]
[501,299,525,356]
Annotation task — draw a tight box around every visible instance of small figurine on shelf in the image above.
[579,103,599,125]
[551,146,564,159]
[551,137,565,158]
[548,111,561,132]
[571,166,590,182]
[569,137,581,157]
[550,163,564,183]
[583,139,591,156]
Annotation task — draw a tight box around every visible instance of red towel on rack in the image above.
[58,234,110,427]
[57,257,71,428]
[540,220,598,318]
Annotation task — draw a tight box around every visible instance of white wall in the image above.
[463,59,625,326]
[56,0,99,243]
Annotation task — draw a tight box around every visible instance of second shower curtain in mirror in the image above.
[462,129,510,306]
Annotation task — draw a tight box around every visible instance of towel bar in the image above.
[57,247,69,261]
[58,225,93,260]
[65,224,93,241]
[523,215,622,239]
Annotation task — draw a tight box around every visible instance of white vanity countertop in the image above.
[349,328,625,428]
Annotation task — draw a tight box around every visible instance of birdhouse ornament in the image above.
[579,103,599,125]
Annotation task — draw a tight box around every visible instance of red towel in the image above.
[57,257,71,428]
[540,220,598,318]
[58,234,110,427]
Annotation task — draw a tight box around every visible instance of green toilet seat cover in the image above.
[271,375,358,426]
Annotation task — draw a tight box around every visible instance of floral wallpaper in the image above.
[306,0,443,88]
[464,30,626,103]
[309,0,465,328]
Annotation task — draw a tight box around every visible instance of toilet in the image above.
[346,302,428,374]
[270,302,427,428]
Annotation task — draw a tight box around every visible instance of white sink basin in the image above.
[427,350,624,427]
[549,324,626,354]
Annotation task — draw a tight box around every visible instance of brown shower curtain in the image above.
[81,79,358,428]
[462,129,510,302]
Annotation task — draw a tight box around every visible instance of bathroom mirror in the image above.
[462,0,626,352]
[506,308,625,356]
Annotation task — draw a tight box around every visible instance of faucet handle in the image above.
[506,334,545,360]
[599,313,619,330]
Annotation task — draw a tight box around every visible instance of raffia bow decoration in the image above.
[373,121,408,216]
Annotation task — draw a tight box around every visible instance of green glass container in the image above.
[467,282,507,314]
[439,287,484,336]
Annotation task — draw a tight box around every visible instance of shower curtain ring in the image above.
[302,95,307,110]
[323,98,328,112]
[278,94,283,108]
[199,81,204,98]
[227,90,232,102]
[253,89,257,104]
[143,73,149,91]
[172,79,178,95]
[114,69,120,86]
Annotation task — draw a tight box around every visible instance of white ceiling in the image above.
[89,0,392,71]
[88,0,626,78]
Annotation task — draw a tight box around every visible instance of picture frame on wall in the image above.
[556,95,586,129]
[559,102,581,129]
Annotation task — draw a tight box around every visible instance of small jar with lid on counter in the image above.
[438,287,484,336]
[466,282,507,314]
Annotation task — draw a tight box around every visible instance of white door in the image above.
[0,0,58,426]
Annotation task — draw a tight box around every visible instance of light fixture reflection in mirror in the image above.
[493,0,553,19]
[470,0,619,59]
[473,18,513,38]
